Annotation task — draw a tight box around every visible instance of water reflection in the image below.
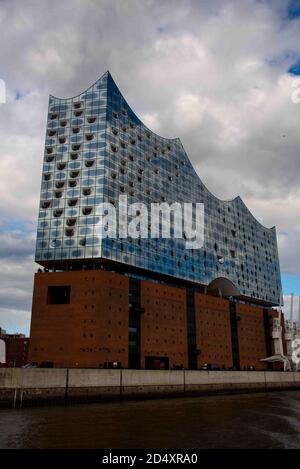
[1,391,300,449]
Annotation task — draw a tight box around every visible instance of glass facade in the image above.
[35,71,282,305]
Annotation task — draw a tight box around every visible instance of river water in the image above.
[1,391,300,449]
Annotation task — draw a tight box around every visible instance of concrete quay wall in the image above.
[0,368,299,408]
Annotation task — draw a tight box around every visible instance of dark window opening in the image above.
[47,285,71,304]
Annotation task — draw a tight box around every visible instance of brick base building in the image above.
[29,269,281,370]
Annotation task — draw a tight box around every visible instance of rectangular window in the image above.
[47,285,71,304]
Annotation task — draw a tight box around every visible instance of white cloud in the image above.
[0,0,299,332]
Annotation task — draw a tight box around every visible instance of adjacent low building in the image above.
[0,328,29,367]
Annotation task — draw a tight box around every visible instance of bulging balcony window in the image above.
[53,209,63,217]
[87,117,96,124]
[82,207,92,215]
[66,218,77,227]
[82,188,91,196]
[68,198,78,207]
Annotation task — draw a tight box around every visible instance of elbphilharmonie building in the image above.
[36,71,281,306]
[27,71,287,371]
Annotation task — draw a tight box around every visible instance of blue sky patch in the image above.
[282,274,300,296]
[157,25,168,33]
[288,60,300,75]
[288,0,300,19]
[15,89,30,100]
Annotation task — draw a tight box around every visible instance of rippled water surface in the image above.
[1,391,300,449]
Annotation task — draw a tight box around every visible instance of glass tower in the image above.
[36,71,281,305]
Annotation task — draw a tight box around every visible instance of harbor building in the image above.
[29,72,282,370]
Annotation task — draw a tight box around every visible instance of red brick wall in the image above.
[29,270,129,368]
[195,293,233,369]
[140,281,188,369]
[29,270,278,371]
[236,303,268,370]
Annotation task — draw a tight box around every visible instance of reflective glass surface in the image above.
[36,71,281,304]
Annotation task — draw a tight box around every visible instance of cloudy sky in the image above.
[0,0,300,334]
